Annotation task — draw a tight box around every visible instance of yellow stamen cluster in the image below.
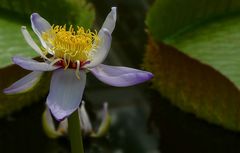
[42,25,99,63]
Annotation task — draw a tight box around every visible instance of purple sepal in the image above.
[89,64,153,87]
[3,71,43,94]
[13,56,59,71]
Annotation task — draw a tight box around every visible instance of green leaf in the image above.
[166,15,240,88]
[0,18,37,68]
[146,0,240,40]
[145,0,240,131]
[0,0,95,27]
[0,67,51,117]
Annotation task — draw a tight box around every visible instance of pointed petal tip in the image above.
[147,72,154,79]
[30,12,51,49]
[31,12,51,32]
[31,12,39,16]
[12,56,18,64]
[30,13,40,19]
[3,88,19,95]
[12,56,27,66]
[99,6,117,35]
[3,87,16,94]
[138,71,154,83]
[3,88,11,94]
[21,26,26,30]
[30,13,41,24]
[111,7,117,10]
[111,7,117,21]
[111,7,117,16]
[90,64,153,87]
[12,56,22,65]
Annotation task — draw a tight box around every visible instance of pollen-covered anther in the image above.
[42,25,100,63]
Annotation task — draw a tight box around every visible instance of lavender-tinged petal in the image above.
[84,7,116,69]
[47,69,86,121]
[3,71,43,94]
[84,29,112,68]
[21,26,48,60]
[31,13,51,49]
[31,13,51,34]
[100,7,117,34]
[89,64,153,87]
[13,56,59,71]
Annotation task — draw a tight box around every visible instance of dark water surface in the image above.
[1,0,240,153]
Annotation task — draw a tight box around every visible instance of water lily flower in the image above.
[3,7,153,120]
[42,101,110,138]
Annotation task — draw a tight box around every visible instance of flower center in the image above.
[42,25,100,64]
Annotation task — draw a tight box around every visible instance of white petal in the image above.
[84,29,112,68]
[78,101,92,134]
[46,69,86,120]
[100,7,117,34]
[83,7,117,68]
[89,64,153,87]
[21,26,48,59]
[13,56,59,71]
[31,13,51,49]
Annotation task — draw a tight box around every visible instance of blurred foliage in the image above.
[0,0,95,117]
[167,15,240,88]
[0,65,51,117]
[0,17,37,68]
[146,0,240,40]
[0,0,95,27]
[144,40,240,131]
[145,0,240,131]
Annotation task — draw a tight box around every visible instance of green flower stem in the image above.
[68,109,84,153]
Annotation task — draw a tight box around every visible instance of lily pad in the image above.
[166,15,240,88]
[0,0,95,27]
[0,18,37,68]
[144,0,240,131]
